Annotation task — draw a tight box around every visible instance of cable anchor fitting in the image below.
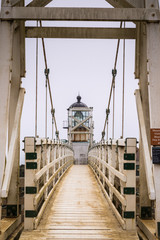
[102,131,105,139]
[44,68,50,78]
[106,108,110,118]
[55,131,59,139]
[51,108,55,117]
[112,69,117,78]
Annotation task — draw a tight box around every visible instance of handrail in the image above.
[88,138,137,230]
[24,137,74,230]
[89,155,127,182]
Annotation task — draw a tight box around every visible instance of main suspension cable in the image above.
[40,21,59,140]
[102,22,122,141]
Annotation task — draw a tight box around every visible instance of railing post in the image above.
[108,139,117,201]
[102,143,106,187]
[123,138,137,230]
[24,137,37,230]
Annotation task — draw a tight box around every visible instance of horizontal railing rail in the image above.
[88,138,137,230]
[24,137,74,230]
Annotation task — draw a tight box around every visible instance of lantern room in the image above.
[67,95,93,145]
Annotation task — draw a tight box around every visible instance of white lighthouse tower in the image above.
[65,95,94,164]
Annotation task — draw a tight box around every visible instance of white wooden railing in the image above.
[88,138,137,230]
[24,137,74,230]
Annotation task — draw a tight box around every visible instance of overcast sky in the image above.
[1,0,141,162]
[22,0,138,142]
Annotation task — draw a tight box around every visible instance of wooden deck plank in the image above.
[20,165,138,239]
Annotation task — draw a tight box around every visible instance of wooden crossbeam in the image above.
[71,116,91,132]
[25,27,136,39]
[71,116,90,131]
[105,0,144,8]
[27,0,53,7]
[1,7,159,22]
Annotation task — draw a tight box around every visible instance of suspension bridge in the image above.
[1,0,160,239]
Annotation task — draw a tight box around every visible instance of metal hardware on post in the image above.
[112,69,117,78]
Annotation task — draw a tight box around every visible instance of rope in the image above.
[35,21,38,138]
[102,22,122,140]
[121,22,125,138]
[39,21,59,140]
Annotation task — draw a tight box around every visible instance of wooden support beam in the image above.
[135,89,155,200]
[71,116,91,132]
[25,27,136,39]
[105,0,144,8]
[1,7,160,22]
[27,0,53,7]
[146,20,160,237]
[2,88,25,198]
[0,21,13,210]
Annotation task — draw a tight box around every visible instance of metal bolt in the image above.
[5,11,9,15]
[151,4,154,7]
[152,13,155,17]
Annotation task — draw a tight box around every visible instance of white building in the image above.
[65,95,94,164]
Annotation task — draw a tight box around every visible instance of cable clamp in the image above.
[112,69,117,77]
[44,68,50,78]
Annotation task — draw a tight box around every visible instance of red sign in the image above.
[151,129,160,146]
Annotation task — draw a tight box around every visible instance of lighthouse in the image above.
[65,95,94,164]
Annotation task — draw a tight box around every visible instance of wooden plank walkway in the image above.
[20,165,138,239]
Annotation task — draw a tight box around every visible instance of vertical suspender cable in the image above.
[52,117,54,139]
[45,77,47,138]
[35,21,38,138]
[122,22,125,138]
[112,80,115,139]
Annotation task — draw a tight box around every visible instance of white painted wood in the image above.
[135,89,156,200]
[89,155,127,182]
[123,138,136,230]
[1,88,25,198]
[1,7,159,22]
[24,138,74,230]
[27,0,53,7]
[0,21,13,201]
[147,21,160,234]
[106,0,144,8]
[138,21,152,212]
[25,27,136,39]
[89,138,137,230]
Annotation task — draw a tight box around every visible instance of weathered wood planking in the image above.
[20,165,138,239]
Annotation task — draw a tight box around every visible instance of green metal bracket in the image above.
[124,163,135,170]
[124,211,135,219]
[25,210,37,218]
[123,187,135,195]
[141,206,152,219]
[157,222,160,238]
[26,162,37,169]
[26,187,37,194]
[26,152,37,160]
[6,205,20,217]
[124,153,135,161]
